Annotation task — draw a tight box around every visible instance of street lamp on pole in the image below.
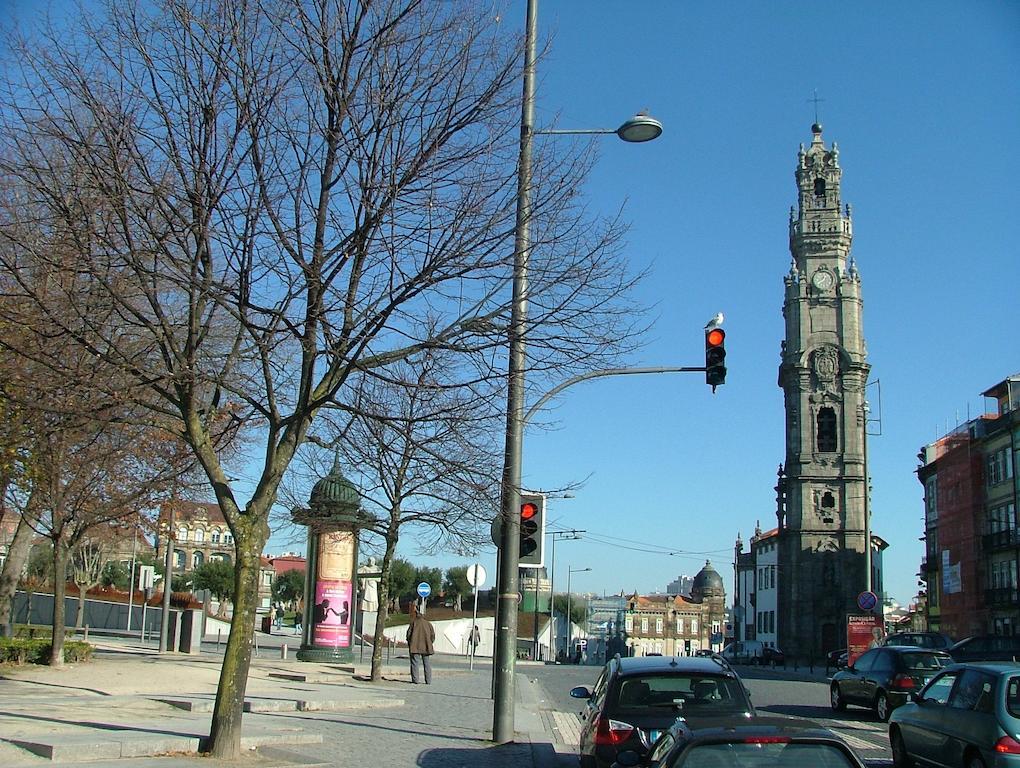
[549,529,583,658]
[566,566,591,661]
[491,0,662,744]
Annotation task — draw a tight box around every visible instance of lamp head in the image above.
[616,114,663,143]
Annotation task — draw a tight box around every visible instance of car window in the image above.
[950,669,995,711]
[1007,677,1020,719]
[853,649,877,672]
[609,674,749,715]
[922,671,959,705]
[590,668,609,708]
[648,731,676,762]
[871,650,894,672]
[899,651,950,671]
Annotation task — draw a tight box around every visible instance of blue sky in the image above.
[403,0,1019,607]
[7,1,1016,609]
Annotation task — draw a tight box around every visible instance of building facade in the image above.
[918,375,1020,639]
[774,123,880,660]
[624,561,726,656]
[162,501,235,571]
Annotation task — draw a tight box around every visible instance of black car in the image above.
[883,631,954,651]
[949,634,1020,662]
[613,716,868,768]
[830,645,952,721]
[572,654,755,768]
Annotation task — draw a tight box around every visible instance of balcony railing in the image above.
[982,529,1020,552]
[984,586,1020,608]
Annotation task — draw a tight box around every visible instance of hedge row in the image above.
[0,638,95,665]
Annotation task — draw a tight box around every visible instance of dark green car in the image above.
[830,646,951,721]
[888,661,1020,768]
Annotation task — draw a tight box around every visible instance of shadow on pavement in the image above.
[418,743,534,768]
[0,677,112,696]
[0,710,199,739]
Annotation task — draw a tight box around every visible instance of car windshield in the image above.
[679,741,857,768]
[899,652,949,671]
[611,674,748,715]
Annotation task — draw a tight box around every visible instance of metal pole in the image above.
[492,0,537,745]
[567,567,573,661]
[159,503,175,653]
[532,568,540,659]
[863,401,872,593]
[470,577,480,671]
[126,523,137,632]
[550,534,556,657]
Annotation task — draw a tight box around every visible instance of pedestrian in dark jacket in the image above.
[406,605,435,684]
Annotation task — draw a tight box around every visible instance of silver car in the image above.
[888,661,1020,768]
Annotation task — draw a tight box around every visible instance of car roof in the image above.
[614,655,736,677]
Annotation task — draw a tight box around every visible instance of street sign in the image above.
[466,564,487,589]
[857,590,878,612]
[579,638,588,648]
[490,515,503,546]
[416,582,432,599]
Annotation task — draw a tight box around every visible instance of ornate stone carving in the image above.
[815,536,840,553]
[812,346,840,393]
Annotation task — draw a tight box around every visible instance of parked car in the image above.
[571,654,755,768]
[761,646,785,666]
[949,635,1020,663]
[828,648,849,669]
[883,631,954,651]
[888,661,1020,768]
[830,646,952,721]
[719,639,766,664]
[612,716,868,768]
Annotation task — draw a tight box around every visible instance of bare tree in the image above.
[310,349,502,681]
[71,535,110,630]
[0,0,647,754]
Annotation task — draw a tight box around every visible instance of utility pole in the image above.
[159,500,176,653]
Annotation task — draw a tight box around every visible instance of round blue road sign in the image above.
[857,590,878,611]
[416,582,432,599]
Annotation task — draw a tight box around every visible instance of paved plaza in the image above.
[0,635,578,768]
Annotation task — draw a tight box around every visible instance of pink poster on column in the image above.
[312,579,353,647]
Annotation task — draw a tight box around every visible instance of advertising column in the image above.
[311,530,355,650]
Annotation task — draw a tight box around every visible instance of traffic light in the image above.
[519,493,546,568]
[705,327,727,391]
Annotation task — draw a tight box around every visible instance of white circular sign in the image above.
[466,563,487,588]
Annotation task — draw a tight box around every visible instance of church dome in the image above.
[691,560,725,599]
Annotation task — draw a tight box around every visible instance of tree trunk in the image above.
[0,514,36,637]
[75,587,86,630]
[50,538,68,667]
[370,533,399,682]
[207,539,262,758]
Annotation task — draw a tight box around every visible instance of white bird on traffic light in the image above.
[704,312,724,330]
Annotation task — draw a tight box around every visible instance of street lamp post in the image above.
[491,0,662,744]
[566,566,591,661]
[548,529,583,658]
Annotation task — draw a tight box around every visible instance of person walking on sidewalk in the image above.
[406,604,435,684]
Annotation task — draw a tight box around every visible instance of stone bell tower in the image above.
[776,123,870,661]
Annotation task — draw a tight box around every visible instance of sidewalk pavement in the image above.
[0,636,577,768]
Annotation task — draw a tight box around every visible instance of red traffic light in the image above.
[521,502,538,520]
[706,328,725,347]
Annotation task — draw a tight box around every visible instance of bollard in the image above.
[217,629,221,648]
[281,644,288,660]
[84,625,89,642]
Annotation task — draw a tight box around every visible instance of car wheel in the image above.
[875,691,891,721]
[965,754,987,768]
[890,728,913,768]
[578,756,597,768]
[830,684,845,711]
